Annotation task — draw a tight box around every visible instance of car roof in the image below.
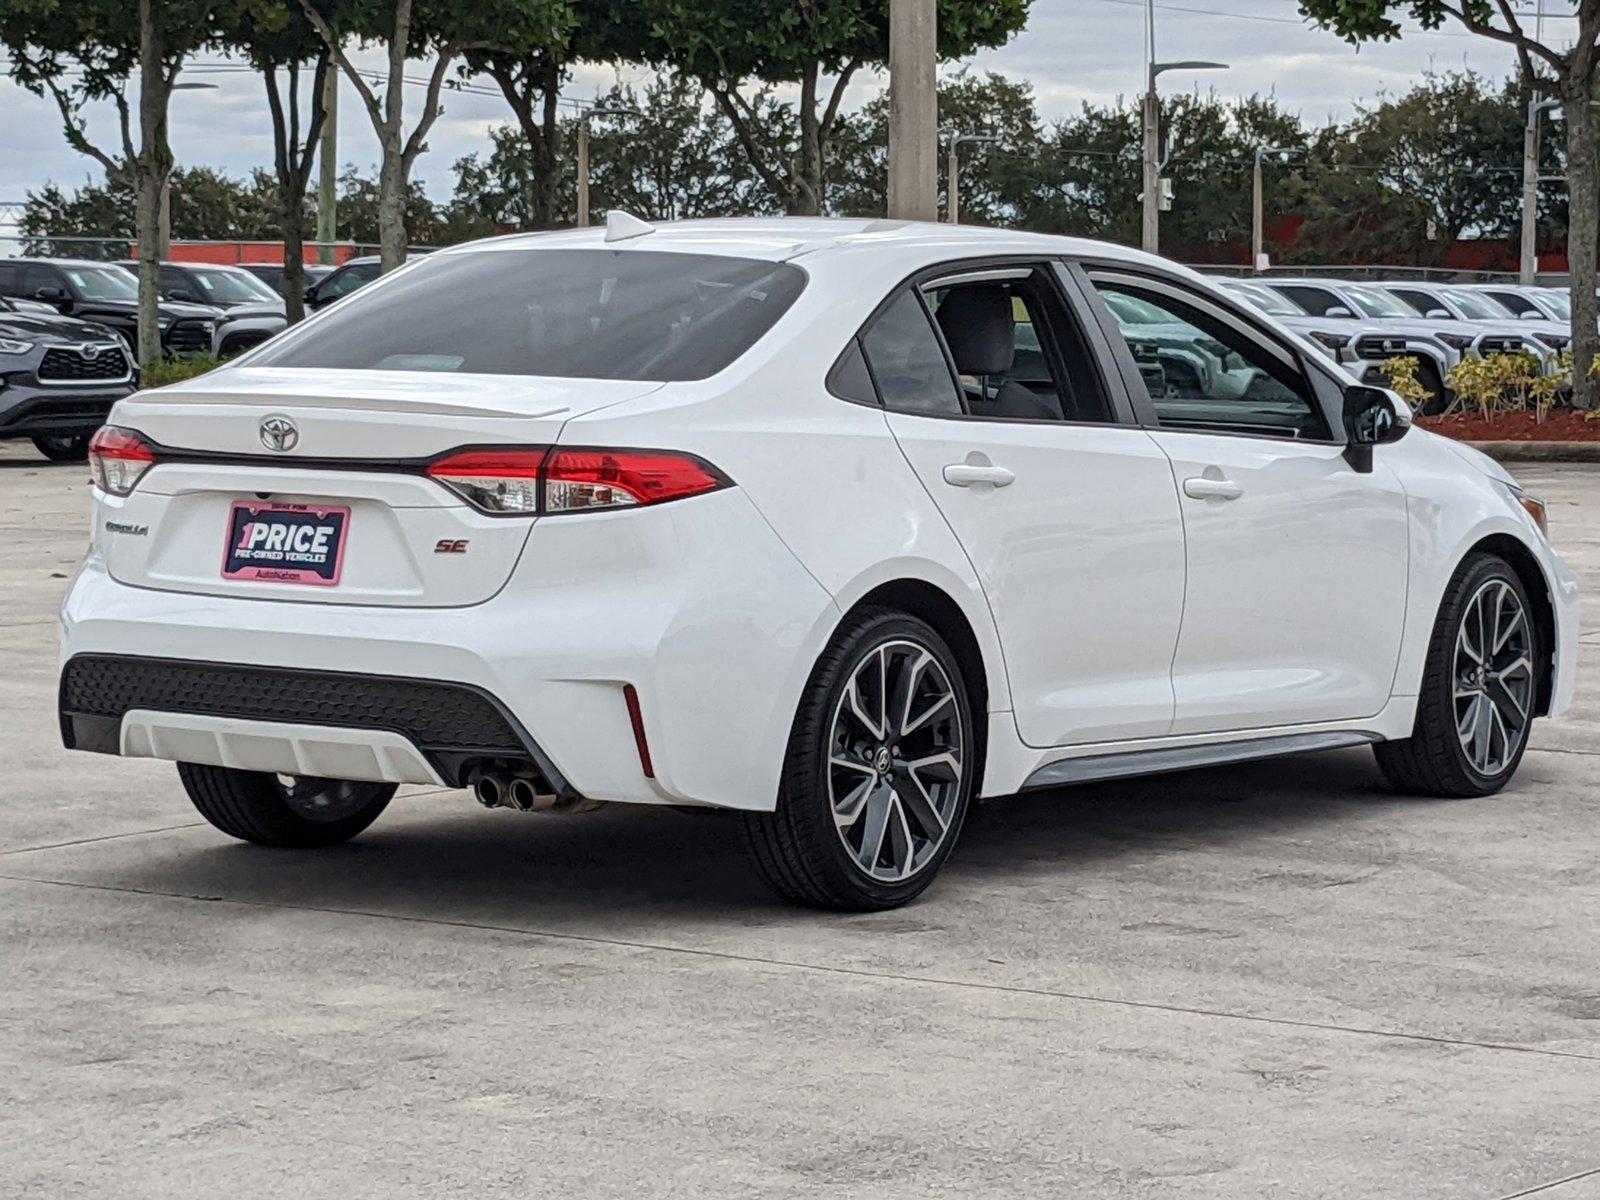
[7,257,127,269]
[436,216,1188,278]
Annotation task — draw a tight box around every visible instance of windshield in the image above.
[1540,291,1572,319]
[190,267,279,304]
[1226,283,1302,316]
[250,249,808,381]
[1344,285,1415,319]
[64,266,138,302]
[1445,290,1505,320]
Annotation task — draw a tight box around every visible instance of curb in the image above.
[1460,441,1600,464]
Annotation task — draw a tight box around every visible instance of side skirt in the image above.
[1019,730,1381,791]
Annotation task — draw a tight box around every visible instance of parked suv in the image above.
[61,219,1578,910]
[0,259,218,357]
[0,293,136,460]
[304,255,380,310]
[1375,281,1570,358]
[240,262,333,297]
[113,259,290,359]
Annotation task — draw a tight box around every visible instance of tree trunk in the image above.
[1563,82,1598,409]
[794,65,823,216]
[536,58,561,228]
[282,201,308,325]
[135,0,170,368]
[378,137,408,271]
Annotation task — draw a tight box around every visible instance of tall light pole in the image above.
[576,106,641,228]
[1521,97,1560,285]
[316,65,339,265]
[887,0,938,221]
[158,80,218,257]
[946,133,997,224]
[1251,145,1301,272]
[1142,60,1227,254]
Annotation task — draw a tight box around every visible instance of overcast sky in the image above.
[0,0,1574,208]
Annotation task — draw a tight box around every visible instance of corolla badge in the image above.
[259,414,299,453]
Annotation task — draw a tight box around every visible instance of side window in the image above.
[1276,285,1340,317]
[20,264,60,296]
[859,289,963,416]
[826,338,878,405]
[0,263,18,294]
[1391,288,1442,317]
[923,269,1113,423]
[157,266,187,297]
[1490,290,1536,316]
[1092,279,1330,441]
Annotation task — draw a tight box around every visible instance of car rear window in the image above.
[251,248,807,381]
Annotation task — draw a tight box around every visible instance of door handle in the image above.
[1183,476,1244,501]
[943,463,1016,488]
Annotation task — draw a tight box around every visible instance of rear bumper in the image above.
[59,487,837,811]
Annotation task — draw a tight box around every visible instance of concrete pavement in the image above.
[1,442,1598,1198]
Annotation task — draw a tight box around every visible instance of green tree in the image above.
[1298,0,1600,405]
[637,0,1032,215]
[298,0,564,270]
[1289,72,1527,267]
[1,0,218,364]
[216,1,332,321]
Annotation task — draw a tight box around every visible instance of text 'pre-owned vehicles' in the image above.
[0,292,137,460]
[0,258,218,357]
[60,218,1579,910]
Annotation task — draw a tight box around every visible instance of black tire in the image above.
[1415,360,1448,416]
[177,763,395,848]
[1374,553,1539,798]
[740,607,976,911]
[32,431,92,462]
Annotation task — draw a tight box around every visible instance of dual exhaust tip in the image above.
[471,766,557,813]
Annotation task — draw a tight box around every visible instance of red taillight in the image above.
[424,446,730,515]
[543,448,729,513]
[88,425,156,497]
[426,448,546,514]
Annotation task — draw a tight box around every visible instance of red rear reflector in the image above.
[88,425,156,496]
[623,684,655,779]
[543,448,729,513]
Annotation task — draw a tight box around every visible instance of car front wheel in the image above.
[741,608,976,911]
[177,763,395,848]
[1374,553,1539,797]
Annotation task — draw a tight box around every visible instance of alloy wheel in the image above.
[1453,578,1534,777]
[827,639,964,882]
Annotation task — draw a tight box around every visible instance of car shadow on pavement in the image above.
[68,747,1405,926]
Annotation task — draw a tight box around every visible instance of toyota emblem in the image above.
[79,343,100,360]
[259,415,299,453]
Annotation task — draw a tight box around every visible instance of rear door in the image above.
[867,262,1187,748]
[1084,267,1410,734]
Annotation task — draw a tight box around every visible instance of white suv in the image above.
[61,218,1579,910]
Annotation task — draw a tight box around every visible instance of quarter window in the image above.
[1093,279,1329,441]
[859,289,963,416]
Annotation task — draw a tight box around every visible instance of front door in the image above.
[1087,269,1410,734]
[860,265,1187,748]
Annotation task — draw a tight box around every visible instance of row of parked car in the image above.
[1213,276,1576,410]
[0,254,380,459]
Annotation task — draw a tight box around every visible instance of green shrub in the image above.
[140,353,223,389]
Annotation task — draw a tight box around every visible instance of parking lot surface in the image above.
[1,440,1598,1198]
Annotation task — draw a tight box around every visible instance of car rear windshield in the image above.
[250,248,808,381]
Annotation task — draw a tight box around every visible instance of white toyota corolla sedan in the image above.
[61,217,1579,910]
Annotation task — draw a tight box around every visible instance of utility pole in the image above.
[158,80,217,258]
[575,107,641,227]
[1141,59,1226,254]
[316,66,339,265]
[1251,146,1300,272]
[946,133,997,224]
[887,0,938,221]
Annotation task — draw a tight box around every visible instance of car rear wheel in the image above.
[1374,554,1538,797]
[32,432,92,462]
[177,763,395,848]
[740,608,975,911]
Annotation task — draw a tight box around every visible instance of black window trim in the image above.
[1075,259,1347,446]
[827,253,1140,428]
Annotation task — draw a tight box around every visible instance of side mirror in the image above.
[1425,308,1452,320]
[1520,310,1543,321]
[1326,305,1354,318]
[34,285,67,304]
[303,283,321,305]
[1342,385,1411,473]
[168,287,197,303]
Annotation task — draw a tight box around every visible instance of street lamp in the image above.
[159,81,219,256]
[946,133,997,224]
[1141,59,1227,254]
[575,106,642,228]
[1251,145,1302,272]
[1520,97,1561,285]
